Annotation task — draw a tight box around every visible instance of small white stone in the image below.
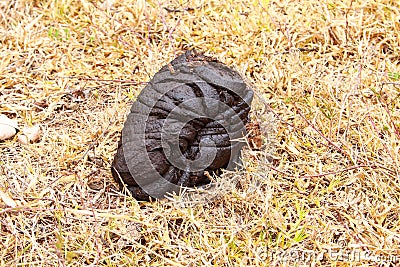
[18,125,42,144]
[0,114,18,141]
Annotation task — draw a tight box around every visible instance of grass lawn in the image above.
[0,0,399,266]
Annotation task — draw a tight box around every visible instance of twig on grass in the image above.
[63,76,148,85]
[267,164,379,179]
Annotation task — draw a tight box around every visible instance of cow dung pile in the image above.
[111,50,254,201]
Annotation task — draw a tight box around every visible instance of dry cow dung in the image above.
[111,50,253,200]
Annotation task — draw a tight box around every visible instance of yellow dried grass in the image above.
[0,0,399,266]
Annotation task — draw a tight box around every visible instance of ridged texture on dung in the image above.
[112,50,253,200]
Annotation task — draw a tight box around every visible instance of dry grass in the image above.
[1,0,399,266]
